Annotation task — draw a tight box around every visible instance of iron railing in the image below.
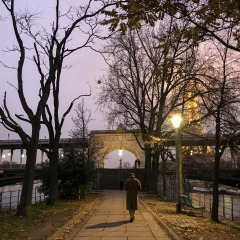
[0,186,47,211]
[189,192,240,222]
[0,164,42,169]
[158,180,240,222]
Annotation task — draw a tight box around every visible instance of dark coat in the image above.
[124,177,141,210]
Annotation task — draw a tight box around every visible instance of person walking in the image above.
[120,180,124,190]
[124,173,141,222]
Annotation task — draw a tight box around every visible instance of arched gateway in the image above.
[89,124,145,168]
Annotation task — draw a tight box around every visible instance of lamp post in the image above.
[119,150,122,183]
[172,115,182,213]
[97,160,100,191]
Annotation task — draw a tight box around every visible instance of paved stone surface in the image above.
[66,190,171,240]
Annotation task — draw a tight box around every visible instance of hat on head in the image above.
[129,173,135,177]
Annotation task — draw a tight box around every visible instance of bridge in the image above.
[0,123,239,178]
[89,125,239,167]
[0,133,237,168]
[0,138,82,150]
[0,138,84,167]
[0,165,42,187]
[0,130,239,188]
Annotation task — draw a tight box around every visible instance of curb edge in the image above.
[46,197,101,240]
[139,198,181,240]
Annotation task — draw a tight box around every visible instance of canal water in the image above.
[0,181,46,211]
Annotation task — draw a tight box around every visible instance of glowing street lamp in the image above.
[172,115,182,213]
[172,115,181,128]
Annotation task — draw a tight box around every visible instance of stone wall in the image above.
[95,168,145,190]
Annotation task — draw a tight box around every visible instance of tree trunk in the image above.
[16,126,40,216]
[151,156,159,194]
[211,153,220,222]
[150,159,155,193]
[162,154,166,197]
[47,146,59,205]
[150,152,159,194]
[144,149,151,191]
[211,111,221,222]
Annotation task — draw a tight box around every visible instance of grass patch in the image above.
[0,197,97,240]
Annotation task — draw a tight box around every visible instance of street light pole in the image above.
[175,127,181,213]
[172,115,182,213]
[119,150,122,184]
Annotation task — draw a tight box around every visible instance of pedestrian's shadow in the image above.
[86,221,126,229]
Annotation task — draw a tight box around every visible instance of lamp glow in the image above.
[119,150,122,156]
[2,153,5,158]
[8,151,11,156]
[172,115,182,128]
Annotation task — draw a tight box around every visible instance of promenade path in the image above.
[60,190,171,240]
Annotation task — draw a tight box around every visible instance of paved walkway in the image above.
[66,190,171,240]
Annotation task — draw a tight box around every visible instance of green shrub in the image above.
[38,147,96,200]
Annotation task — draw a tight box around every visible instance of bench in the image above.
[180,195,204,216]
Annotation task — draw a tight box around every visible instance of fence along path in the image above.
[0,181,46,211]
[158,180,240,222]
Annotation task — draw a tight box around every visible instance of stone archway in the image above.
[89,124,145,168]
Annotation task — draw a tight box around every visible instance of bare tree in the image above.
[69,98,103,167]
[2,160,17,165]
[97,18,210,192]
[197,35,240,221]
[122,161,132,169]
[42,91,91,205]
[70,99,93,144]
[0,0,118,216]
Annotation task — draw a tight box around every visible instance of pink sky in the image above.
[0,0,136,168]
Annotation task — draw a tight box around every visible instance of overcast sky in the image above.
[0,0,136,168]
